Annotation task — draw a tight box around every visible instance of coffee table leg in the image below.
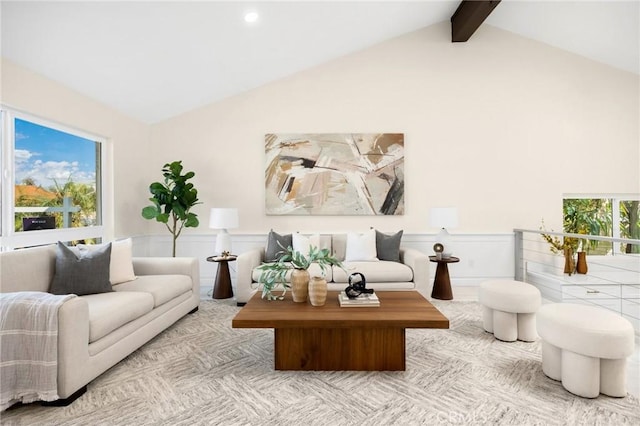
[274,328,405,371]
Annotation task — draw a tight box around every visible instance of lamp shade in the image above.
[209,208,239,230]
[429,207,458,230]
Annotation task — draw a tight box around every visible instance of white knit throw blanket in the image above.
[0,291,76,411]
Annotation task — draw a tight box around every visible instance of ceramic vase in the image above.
[308,276,328,307]
[576,251,588,274]
[563,247,575,276]
[291,269,310,302]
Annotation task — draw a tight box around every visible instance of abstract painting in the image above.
[265,133,404,215]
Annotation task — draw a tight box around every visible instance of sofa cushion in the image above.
[77,238,136,285]
[292,233,320,256]
[50,242,113,296]
[82,291,154,343]
[333,261,413,283]
[252,263,332,283]
[113,275,192,308]
[332,234,347,261]
[0,245,56,293]
[375,230,403,262]
[345,229,378,261]
[265,230,292,262]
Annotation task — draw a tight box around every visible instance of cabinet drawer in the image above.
[621,285,640,299]
[567,298,621,311]
[622,299,640,318]
[562,285,621,300]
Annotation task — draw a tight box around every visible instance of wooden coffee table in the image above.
[232,291,449,371]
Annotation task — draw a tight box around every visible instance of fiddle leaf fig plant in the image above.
[142,161,201,256]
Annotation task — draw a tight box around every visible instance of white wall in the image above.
[133,232,514,299]
[3,22,638,292]
[150,22,639,237]
[1,58,151,238]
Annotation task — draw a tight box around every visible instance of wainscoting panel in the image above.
[131,233,515,300]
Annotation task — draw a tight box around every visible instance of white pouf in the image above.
[479,280,541,342]
[537,303,635,398]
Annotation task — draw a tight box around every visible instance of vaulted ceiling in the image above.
[2,1,638,124]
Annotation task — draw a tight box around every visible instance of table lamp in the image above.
[430,207,458,258]
[209,208,239,255]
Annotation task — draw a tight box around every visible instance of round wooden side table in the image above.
[207,255,237,299]
[429,256,460,300]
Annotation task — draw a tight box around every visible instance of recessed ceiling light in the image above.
[244,12,259,23]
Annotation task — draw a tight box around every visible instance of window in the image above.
[618,199,640,253]
[1,109,108,249]
[563,195,640,254]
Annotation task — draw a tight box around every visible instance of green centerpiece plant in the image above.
[257,244,344,301]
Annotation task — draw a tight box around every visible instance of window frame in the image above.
[563,193,640,255]
[1,107,112,250]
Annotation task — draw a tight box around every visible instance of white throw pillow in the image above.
[345,229,379,262]
[77,238,136,284]
[292,233,320,256]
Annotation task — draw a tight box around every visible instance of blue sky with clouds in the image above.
[15,119,97,189]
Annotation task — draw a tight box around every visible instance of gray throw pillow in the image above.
[49,241,113,296]
[265,230,292,262]
[376,230,403,262]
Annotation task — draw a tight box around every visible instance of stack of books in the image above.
[338,291,380,307]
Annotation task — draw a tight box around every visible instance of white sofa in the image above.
[236,233,429,304]
[0,244,200,405]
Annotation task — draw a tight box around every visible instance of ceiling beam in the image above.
[451,0,501,42]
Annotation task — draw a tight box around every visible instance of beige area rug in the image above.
[3,299,639,425]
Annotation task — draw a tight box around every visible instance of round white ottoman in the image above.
[537,303,635,398]
[479,280,541,342]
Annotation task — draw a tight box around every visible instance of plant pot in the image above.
[576,251,588,274]
[308,276,327,307]
[563,248,575,276]
[291,269,310,303]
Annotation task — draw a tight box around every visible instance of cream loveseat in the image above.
[236,231,429,305]
[0,242,199,406]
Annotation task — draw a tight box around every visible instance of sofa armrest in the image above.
[57,296,90,398]
[132,257,200,299]
[236,248,264,304]
[400,248,430,295]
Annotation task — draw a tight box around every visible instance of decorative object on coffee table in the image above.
[207,254,237,299]
[256,244,344,301]
[429,255,459,300]
[291,269,310,302]
[308,276,328,306]
[344,272,374,299]
[338,291,380,307]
